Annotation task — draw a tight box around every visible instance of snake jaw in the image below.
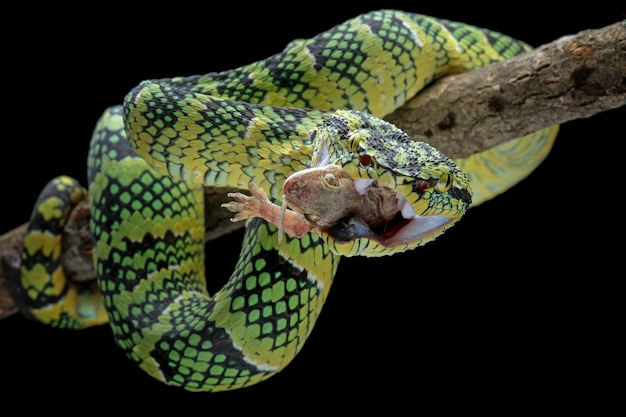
[386,200,455,247]
[348,178,457,248]
[310,136,461,249]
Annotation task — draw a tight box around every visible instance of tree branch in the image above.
[1,21,624,319]
[385,21,625,158]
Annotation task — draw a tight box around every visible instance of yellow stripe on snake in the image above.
[10,10,558,392]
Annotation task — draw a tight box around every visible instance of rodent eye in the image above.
[435,173,453,192]
[304,212,321,224]
[322,173,341,188]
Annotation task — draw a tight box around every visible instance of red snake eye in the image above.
[359,154,372,167]
[417,179,430,191]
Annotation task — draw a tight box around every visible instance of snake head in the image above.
[306,109,473,257]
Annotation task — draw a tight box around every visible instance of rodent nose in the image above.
[283,176,301,196]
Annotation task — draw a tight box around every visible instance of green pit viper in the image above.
[9,9,558,392]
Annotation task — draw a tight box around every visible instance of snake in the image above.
[9,9,558,392]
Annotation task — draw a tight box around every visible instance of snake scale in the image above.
[10,9,558,392]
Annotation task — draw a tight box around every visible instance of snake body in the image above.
[11,10,558,391]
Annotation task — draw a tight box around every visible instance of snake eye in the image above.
[417,179,431,191]
[358,154,372,168]
[321,173,341,188]
[435,173,453,192]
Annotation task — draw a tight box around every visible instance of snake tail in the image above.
[9,176,107,329]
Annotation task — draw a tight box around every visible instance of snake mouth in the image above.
[325,178,455,247]
[312,141,455,248]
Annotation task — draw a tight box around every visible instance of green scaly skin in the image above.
[88,107,337,390]
[11,10,558,392]
[10,176,107,329]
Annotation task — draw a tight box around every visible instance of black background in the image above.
[1,2,623,416]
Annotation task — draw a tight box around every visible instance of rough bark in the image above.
[385,22,626,158]
[1,21,624,319]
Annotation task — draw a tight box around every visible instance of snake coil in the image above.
[10,10,557,392]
